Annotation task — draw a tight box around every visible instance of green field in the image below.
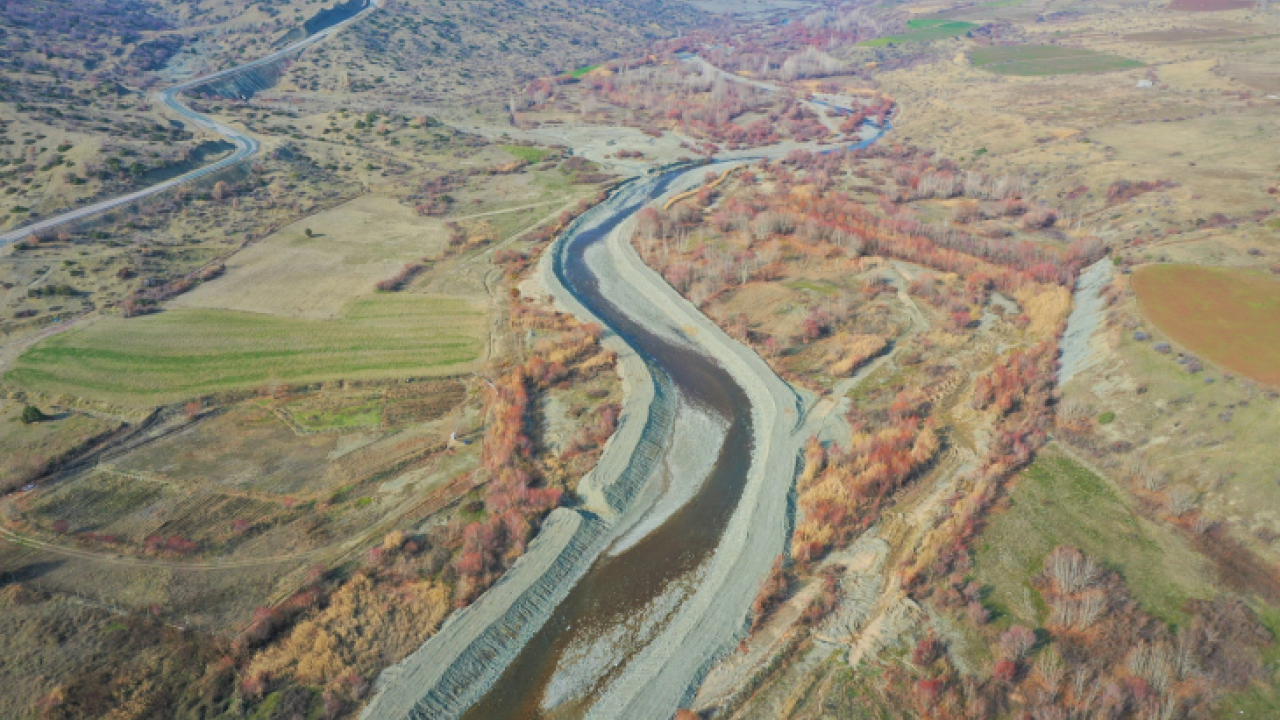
[292,398,382,431]
[501,145,552,163]
[973,450,1212,627]
[970,45,1144,75]
[568,64,601,78]
[7,295,485,406]
[859,19,976,47]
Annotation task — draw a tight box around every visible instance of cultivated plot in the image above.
[1132,264,1280,386]
[171,194,452,319]
[971,45,1144,76]
[859,18,977,47]
[8,295,485,405]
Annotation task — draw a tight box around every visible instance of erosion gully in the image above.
[462,171,753,719]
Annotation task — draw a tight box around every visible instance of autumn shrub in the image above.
[750,555,793,631]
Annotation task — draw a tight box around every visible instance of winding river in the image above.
[1,1,890,707]
[464,172,758,718]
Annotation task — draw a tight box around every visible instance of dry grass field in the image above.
[1133,264,1280,386]
[171,195,452,319]
[1167,0,1255,10]
[0,400,120,491]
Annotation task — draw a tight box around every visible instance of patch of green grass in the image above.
[860,21,976,47]
[973,450,1212,627]
[293,399,382,431]
[501,145,551,163]
[971,45,1144,76]
[568,64,600,78]
[1097,411,1116,424]
[8,295,485,406]
[1267,217,1280,230]
[906,17,951,29]
[786,279,841,296]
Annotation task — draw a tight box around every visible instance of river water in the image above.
[461,172,756,719]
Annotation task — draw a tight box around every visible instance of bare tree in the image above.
[1046,546,1097,594]
[1000,625,1036,660]
[1167,485,1198,516]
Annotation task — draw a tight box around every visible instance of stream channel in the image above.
[459,122,892,719]
[462,169,754,719]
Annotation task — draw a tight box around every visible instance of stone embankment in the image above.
[1058,258,1114,386]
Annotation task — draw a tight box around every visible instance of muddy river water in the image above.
[463,171,756,718]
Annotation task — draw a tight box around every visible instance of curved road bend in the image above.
[0,0,380,246]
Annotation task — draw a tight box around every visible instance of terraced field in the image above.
[7,295,485,405]
[971,45,1144,75]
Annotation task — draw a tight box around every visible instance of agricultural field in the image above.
[971,45,1144,76]
[171,195,452,319]
[1132,264,1280,386]
[7,295,485,406]
[1060,260,1280,565]
[859,18,977,47]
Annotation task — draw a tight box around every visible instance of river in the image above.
[460,170,758,718]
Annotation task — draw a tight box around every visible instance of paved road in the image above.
[0,0,380,246]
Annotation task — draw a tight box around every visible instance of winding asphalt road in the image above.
[0,0,379,246]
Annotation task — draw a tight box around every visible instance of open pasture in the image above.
[1133,264,1280,386]
[21,469,292,555]
[7,295,485,406]
[117,403,338,497]
[971,45,1144,76]
[501,145,552,163]
[0,402,119,492]
[973,451,1212,627]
